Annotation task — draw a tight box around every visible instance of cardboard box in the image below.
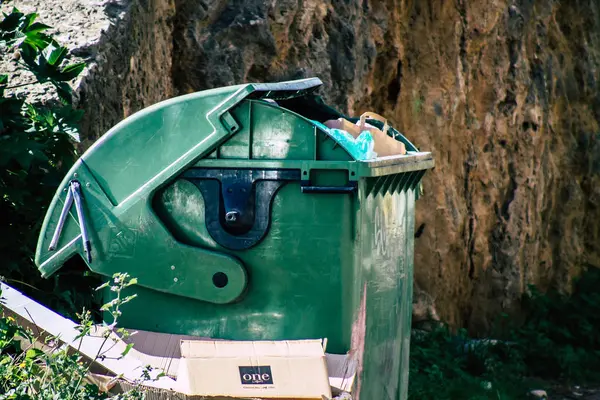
[176,339,332,399]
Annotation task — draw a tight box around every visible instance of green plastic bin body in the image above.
[35,78,433,399]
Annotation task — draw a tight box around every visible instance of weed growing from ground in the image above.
[0,273,153,399]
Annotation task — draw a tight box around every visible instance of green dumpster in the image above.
[35,78,433,399]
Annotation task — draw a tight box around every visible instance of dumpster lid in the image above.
[246,77,323,101]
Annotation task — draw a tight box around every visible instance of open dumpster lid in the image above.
[35,78,326,281]
[246,77,323,100]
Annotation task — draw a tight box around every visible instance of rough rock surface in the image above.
[171,0,600,332]
[3,0,600,332]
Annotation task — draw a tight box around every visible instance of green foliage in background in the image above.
[0,7,102,319]
[512,267,600,383]
[409,326,532,399]
[409,267,600,399]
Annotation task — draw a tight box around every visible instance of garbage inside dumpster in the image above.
[324,111,407,157]
[34,77,434,399]
[311,120,377,160]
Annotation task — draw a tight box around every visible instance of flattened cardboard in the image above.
[176,339,332,399]
[0,282,357,399]
[116,328,209,377]
[0,282,176,390]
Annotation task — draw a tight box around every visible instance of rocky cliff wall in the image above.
[4,0,600,333]
[171,0,600,332]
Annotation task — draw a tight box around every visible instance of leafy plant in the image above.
[0,273,152,399]
[0,7,100,319]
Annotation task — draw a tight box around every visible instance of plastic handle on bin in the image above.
[300,181,358,194]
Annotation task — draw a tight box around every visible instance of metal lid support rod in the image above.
[47,180,92,263]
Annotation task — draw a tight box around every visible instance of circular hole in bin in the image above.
[303,171,307,176]
[351,171,356,176]
[212,272,228,288]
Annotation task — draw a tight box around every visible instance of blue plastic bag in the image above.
[311,120,377,161]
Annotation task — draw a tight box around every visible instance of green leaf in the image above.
[121,294,138,305]
[24,22,51,34]
[95,281,110,291]
[19,41,37,66]
[43,43,67,66]
[22,12,38,29]
[23,31,51,49]
[54,81,73,104]
[25,348,44,359]
[58,62,85,81]
[0,9,24,32]
[121,343,134,358]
